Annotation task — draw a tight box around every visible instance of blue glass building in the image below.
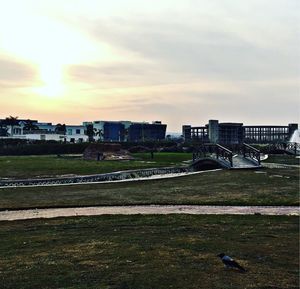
[103,122,125,142]
[128,123,167,142]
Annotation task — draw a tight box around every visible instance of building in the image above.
[0,119,38,137]
[128,121,167,142]
[0,118,167,143]
[103,122,125,142]
[0,119,87,143]
[244,124,298,143]
[66,125,88,143]
[182,120,298,144]
[84,120,167,142]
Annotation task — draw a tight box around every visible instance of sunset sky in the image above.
[0,0,299,131]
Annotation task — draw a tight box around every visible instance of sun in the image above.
[33,63,65,98]
[0,3,104,98]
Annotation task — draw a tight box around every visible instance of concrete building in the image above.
[182,120,298,144]
[36,122,56,133]
[0,119,39,137]
[0,118,90,143]
[66,125,88,143]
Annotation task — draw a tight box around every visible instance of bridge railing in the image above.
[216,144,233,167]
[243,143,261,165]
[286,142,300,155]
[193,143,233,167]
[263,142,300,155]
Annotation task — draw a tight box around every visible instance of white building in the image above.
[66,125,88,143]
[0,119,88,143]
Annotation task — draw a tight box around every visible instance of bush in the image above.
[0,142,89,156]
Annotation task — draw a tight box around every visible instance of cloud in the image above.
[84,18,298,82]
[0,57,37,88]
[0,0,299,131]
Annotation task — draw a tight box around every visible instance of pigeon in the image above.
[217,253,246,272]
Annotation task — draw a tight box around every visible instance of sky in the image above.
[0,0,299,132]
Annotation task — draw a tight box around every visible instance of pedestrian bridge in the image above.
[191,143,262,170]
[266,142,300,156]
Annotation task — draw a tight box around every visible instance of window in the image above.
[76,129,81,134]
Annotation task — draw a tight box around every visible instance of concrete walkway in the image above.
[0,205,298,221]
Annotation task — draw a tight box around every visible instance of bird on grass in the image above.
[217,253,246,272]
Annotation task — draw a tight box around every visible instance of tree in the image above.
[55,123,66,135]
[124,128,129,142]
[3,116,19,136]
[94,128,104,142]
[23,119,39,132]
[0,120,8,136]
[86,124,94,142]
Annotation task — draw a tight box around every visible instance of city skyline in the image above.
[0,0,299,131]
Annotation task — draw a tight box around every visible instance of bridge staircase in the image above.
[269,142,300,156]
[192,143,261,170]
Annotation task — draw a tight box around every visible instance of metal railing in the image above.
[286,142,300,155]
[242,143,261,165]
[264,142,300,155]
[193,143,233,167]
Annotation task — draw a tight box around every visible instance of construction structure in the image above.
[183,120,298,144]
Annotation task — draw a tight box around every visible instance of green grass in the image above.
[0,215,298,289]
[262,154,300,165]
[0,153,298,180]
[0,153,192,179]
[0,168,298,209]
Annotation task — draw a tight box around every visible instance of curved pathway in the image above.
[0,205,298,221]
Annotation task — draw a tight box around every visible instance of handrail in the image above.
[243,143,260,153]
[216,144,233,154]
[243,143,261,165]
[193,143,233,167]
[254,142,299,155]
[286,142,300,155]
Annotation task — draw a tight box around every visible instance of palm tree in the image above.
[23,119,39,132]
[3,116,19,136]
[86,124,94,142]
[124,128,129,142]
[94,128,104,142]
[55,123,66,135]
[0,120,8,136]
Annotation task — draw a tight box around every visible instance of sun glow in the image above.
[0,2,105,98]
[32,63,65,98]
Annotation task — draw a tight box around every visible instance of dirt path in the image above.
[0,205,298,221]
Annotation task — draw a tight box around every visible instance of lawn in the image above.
[0,153,298,180]
[262,154,300,166]
[0,153,193,179]
[0,168,298,210]
[0,215,298,289]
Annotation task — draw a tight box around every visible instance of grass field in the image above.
[0,167,298,209]
[262,154,300,165]
[0,153,298,289]
[0,153,192,179]
[0,215,298,289]
[0,153,298,180]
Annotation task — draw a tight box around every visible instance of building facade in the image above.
[182,120,298,144]
[0,118,166,143]
[128,122,167,142]
[85,120,167,142]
